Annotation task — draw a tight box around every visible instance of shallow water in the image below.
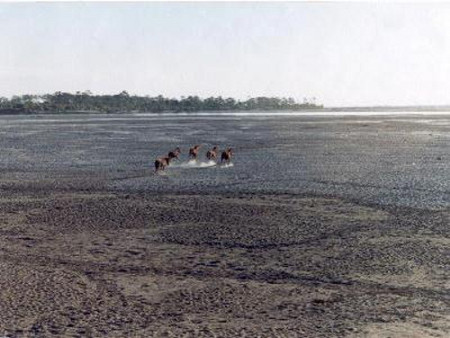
[0,113,449,209]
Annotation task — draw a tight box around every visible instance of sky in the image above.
[1,2,450,107]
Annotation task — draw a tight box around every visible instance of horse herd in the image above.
[155,145,233,172]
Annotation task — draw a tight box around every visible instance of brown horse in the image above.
[168,147,181,160]
[221,148,233,164]
[206,146,219,161]
[154,156,172,173]
[189,145,201,159]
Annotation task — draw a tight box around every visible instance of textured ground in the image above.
[0,114,449,337]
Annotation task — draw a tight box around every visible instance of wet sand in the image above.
[0,114,449,337]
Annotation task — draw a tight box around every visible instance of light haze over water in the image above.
[1,2,450,107]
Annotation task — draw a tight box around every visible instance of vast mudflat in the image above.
[0,113,449,337]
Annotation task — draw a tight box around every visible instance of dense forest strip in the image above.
[0,91,322,114]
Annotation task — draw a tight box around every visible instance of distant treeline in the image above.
[0,91,322,114]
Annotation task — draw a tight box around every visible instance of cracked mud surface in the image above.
[0,114,449,337]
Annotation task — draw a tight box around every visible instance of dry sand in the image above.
[0,190,448,337]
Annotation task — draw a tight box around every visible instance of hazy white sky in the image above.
[1,2,450,107]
